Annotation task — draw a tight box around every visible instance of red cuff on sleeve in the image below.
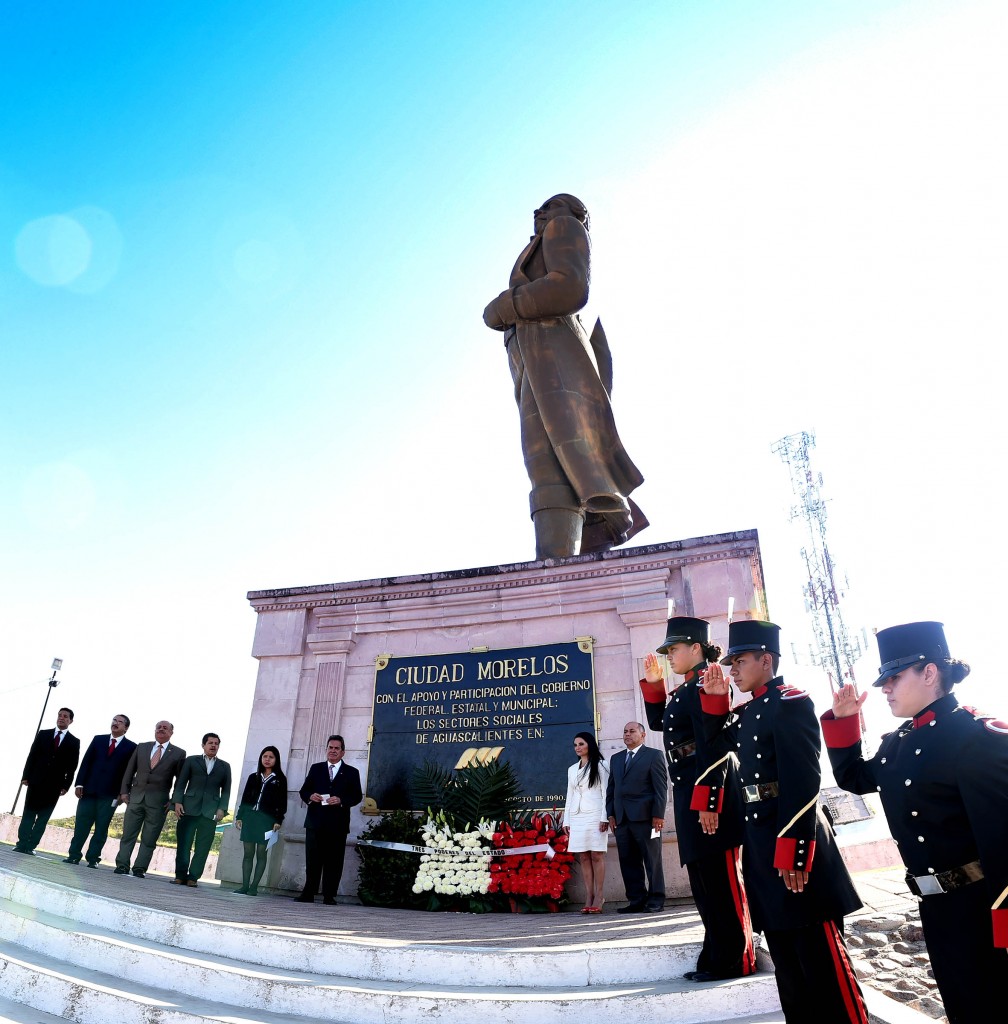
[773,837,816,873]
[690,785,724,813]
[820,710,862,748]
[700,690,730,714]
[639,677,667,705]
[993,908,1008,948]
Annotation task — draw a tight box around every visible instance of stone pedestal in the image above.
[218,531,767,899]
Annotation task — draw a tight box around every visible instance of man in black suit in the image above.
[295,734,362,905]
[606,720,668,912]
[63,713,137,867]
[171,732,232,887]
[16,707,81,855]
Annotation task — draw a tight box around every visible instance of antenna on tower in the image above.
[772,430,863,694]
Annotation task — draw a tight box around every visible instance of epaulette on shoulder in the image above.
[777,684,810,701]
[961,705,1008,735]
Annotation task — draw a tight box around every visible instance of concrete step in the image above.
[0,866,767,987]
[0,866,783,1023]
[0,922,783,1024]
[0,863,933,1024]
[0,944,315,1024]
[0,992,71,1024]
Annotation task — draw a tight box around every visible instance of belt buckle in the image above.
[743,785,759,803]
[913,873,946,897]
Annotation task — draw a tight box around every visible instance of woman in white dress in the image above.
[563,731,610,913]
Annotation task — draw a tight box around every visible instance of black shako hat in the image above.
[719,620,781,665]
[656,616,710,654]
[872,621,950,687]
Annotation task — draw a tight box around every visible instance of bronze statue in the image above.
[483,193,648,559]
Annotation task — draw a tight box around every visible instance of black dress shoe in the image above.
[685,971,724,983]
[63,857,80,864]
[645,903,665,912]
[113,866,129,874]
[86,861,99,868]
[323,897,337,905]
[293,894,314,903]
[617,902,646,913]
[132,869,146,878]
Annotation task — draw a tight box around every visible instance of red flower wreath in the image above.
[488,812,574,912]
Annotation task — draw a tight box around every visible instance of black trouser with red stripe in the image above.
[763,918,868,1024]
[687,846,756,977]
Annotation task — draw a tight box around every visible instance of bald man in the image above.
[114,720,186,877]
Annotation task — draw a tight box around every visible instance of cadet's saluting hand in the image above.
[831,682,866,719]
[702,662,729,696]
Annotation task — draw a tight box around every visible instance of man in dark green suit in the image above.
[170,732,232,887]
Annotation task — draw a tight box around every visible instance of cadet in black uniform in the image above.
[822,620,1008,1024]
[640,615,755,981]
[702,619,868,1024]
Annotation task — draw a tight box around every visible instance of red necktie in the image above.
[54,732,61,749]
[108,738,116,756]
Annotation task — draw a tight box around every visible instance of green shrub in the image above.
[49,811,233,853]
[355,809,424,908]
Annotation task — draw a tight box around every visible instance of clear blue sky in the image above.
[2,1,1003,808]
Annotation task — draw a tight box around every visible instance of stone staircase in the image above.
[0,861,932,1024]
[0,862,791,1024]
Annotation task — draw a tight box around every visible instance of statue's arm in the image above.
[483,216,589,327]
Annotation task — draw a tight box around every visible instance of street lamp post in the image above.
[10,658,63,814]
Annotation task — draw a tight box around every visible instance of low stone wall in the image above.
[0,812,219,876]
[836,835,901,873]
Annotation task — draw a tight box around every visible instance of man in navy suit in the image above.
[294,735,362,905]
[63,713,137,867]
[16,707,80,854]
[606,720,668,912]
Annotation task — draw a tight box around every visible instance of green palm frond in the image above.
[452,759,521,825]
[411,759,454,815]
[411,757,522,828]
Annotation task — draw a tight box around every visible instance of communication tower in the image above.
[772,430,865,692]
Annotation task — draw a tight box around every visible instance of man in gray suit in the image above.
[170,732,232,887]
[606,720,668,912]
[114,720,186,877]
